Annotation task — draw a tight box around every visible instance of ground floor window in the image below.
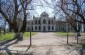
[32,27,33,31]
[48,26,50,30]
[39,26,41,30]
[43,26,46,31]
[62,27,65,31]
[35,26,37,30]
[52,26,54,30]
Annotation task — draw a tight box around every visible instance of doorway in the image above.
[43,26,46,32]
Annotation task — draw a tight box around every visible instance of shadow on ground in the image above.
[0,38,32,55]
[0,38,19,55]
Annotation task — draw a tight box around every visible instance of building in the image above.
[26,12,74,32]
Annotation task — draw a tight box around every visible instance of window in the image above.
[38,20,40,24]
[43,19,46,24]
[48,20,50,24]
[48,26,50,30]
[63,27,64,31]
[32,27,33,31]
[52,26,54,30]
[35,26,37,30]
[43,26,46,31]
[39,26,41,30]
[35,20,37,24]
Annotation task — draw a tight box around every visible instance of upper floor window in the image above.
[38,20,40,24]
[35,20,37,24]
[48,20,50,24]
[43,19,46,24]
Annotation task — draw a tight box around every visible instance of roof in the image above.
[41,12,49,17]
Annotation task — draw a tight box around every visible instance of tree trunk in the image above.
[14,32,23,40]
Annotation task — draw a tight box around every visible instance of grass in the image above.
[55,32,76,36]
[0,32,36,41]
[24,32,37,38]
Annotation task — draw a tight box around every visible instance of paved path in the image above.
[0,32,81,55]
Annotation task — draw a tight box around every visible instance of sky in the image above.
[0,0,57,28]
[28,0,58,19]
[0,0,84,29]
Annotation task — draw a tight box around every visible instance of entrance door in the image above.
[43,26,46,32]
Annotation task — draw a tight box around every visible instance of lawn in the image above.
[55,32,76,36]
[0,32,36,41]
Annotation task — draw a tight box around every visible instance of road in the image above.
[0,32,80,55]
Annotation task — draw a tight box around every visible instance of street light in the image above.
[26,10,32,46]
[66,21,69,44]
[26,9,34,46]
[66,16,69,44]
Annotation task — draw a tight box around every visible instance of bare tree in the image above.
[0,0,32,40]
[56,0,85,27]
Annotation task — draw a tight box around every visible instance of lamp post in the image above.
[66,16,70,44]
[26,10,32,46]
[26,6,34,47]
[30,22,32,46]
[66,21,69,44]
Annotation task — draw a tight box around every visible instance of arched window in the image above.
[32,27,33,31]
[63,27,64,31]
[35,26,37,30]
[52,26,54,30]
[39,26,41,30]
[43,19,46,24]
